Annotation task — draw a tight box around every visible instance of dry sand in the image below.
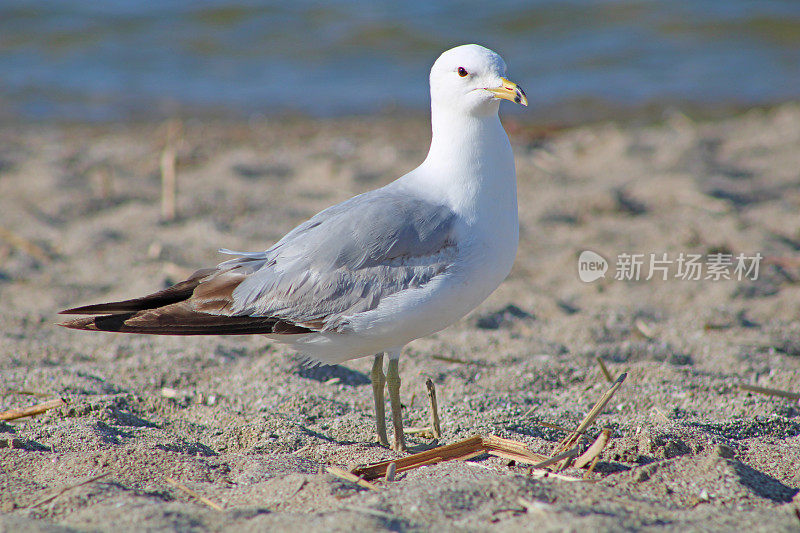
[1,105,799,532]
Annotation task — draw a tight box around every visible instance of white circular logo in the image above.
[578,250,608,282]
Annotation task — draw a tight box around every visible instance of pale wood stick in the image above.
[326,466,380,491]
[583,455,601,479]
[517,408,583,435]
[527,469,586,482]
[553,373,626,470]
[395,457,442,473]
[31,472,109,508]
[528,446,580,470]
[160,146,177,221]
[537,421,581,433]
[487,450,549,464]
[0,397,67,421]
[652,407,671,423]
[483,435,550,463]
[554,373,626,456]
[341,506,396,519]
[4,390,53,398]
[404,426,434,434]
[164,477,224,511]
[425,378,442,438]
[739,383,800,401]
[0,226,51,263]
[291,445,312,455]
[633,318,656,340]
[431,354,472,364]
[517,497,551,513]
[596,357,614,383]
[573,428,611,469]
[385,462,397,482]
[160,119,182,222]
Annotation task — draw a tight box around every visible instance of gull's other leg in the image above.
[386,352,407,452]
[371,353,389,447]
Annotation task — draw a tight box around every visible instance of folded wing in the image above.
[60,187,457,336]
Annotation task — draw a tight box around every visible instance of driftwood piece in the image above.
[165,477,224,511]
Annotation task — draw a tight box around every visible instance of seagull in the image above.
[59,44,527,452]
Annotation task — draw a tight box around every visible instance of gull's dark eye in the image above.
[457,67,468,77]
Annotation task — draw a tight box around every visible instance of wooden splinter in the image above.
[425,378,442,439]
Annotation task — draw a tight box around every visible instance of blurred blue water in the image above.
[1,0,798,121]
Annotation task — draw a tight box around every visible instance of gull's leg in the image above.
[371,353,389,447]
[386,354,407,452]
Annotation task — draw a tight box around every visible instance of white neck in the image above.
[411,102,518,226]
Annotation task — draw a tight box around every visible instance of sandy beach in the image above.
[1,105,799,531]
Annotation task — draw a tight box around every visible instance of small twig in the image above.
[4,390,54,398]
[0,397,67,421]
[425,378,442,438]
[486,450,550,464]
[291,445,312,455]
[0,226,51,264]
[517,497,551,514]
[431,354,472,365]
[285,477,306,500]
[573,429,611,469]
[537,421,582,434]
[326,466,380,491]
[403,426,434,437]
[528,446,580,470]
[483,435,550,464]
[554,374,626,454]
[385,462,397,482]
[596,357,614,383]
[160,119,182,222]
[92,165,114,200]
[160,147,177,222]
[583,455,601,479]
[633,318,656,340]
[652,407,671,423]
[164,477,224,511]
[341,506,396,519]
[527,469,586,482]
[553,373,627,469]
[30,472,109,508]
[518,410,582,435]
[739,383,800,401]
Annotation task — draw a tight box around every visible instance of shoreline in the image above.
[2,97,794,131]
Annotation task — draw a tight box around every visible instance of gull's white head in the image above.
[429,44,527,117]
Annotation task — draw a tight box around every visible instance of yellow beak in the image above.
[486,77,528,106]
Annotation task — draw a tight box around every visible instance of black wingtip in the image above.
[59,302,148,315]
[59,303,109,315]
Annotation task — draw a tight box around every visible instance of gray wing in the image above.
[194,186,458,331]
